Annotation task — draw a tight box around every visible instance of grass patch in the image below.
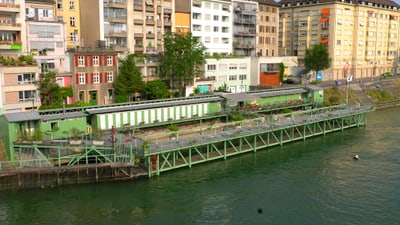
[365,89,393,102]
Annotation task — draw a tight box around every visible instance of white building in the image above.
[191,0,233,55]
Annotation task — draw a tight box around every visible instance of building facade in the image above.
[279,0,400,81]
[191,0,234,55]
[0,65,41,114]
[55,0,81,50]
[0,0,24,54]
[68,48,118,106]
[257,0,280,57]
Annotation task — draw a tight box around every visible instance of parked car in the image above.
[381,72,393,78]
[284,75,301,84]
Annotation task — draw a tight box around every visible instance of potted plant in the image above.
[142,140,149,154]
[69,127,82,145]
[92,129,105,146]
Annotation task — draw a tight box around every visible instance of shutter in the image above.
[75,73,79,84]
[74,55,78,66]
[113,55,116,66]
[100,72,103,83]
[99,55,103,66]
[85,73,89,84]
[90,56,93,66]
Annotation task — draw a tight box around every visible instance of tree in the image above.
[114,54,145,102]
[279,62,285,84]
[144,80,169,100]
[37,70,72,109]
[304,44,330,77]
[158,32,207,97]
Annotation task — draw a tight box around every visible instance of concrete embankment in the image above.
[322,76,400,109]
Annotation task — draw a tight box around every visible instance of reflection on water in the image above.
[1,108,400,225]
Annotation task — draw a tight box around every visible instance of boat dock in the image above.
[143,105,373,177]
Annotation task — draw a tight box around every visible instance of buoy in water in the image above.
[353,154,359,160]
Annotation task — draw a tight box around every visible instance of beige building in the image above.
[55,0,81,50]
[279,0,400,81]
[256,0,280,57]
[0,65,41,114]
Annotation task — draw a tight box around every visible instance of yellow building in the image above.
[175,0,190,33]
[55,0,81,50]
[279,0,400,80]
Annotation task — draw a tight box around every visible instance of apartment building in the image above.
[197,57,251,94]
[68,47,118,105]
[25,0,67,74]
[257,0,280,57]
[279,0,400,81]
[232,0,258,56]
[0,65,41,114]
[0,0,24,54]
[191,0,233,55]
[55,0,81,50]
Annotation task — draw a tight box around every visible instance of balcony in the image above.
[164,8,172,14]
[164,20,171,27]
[134,33,144,38]
[0,3,20,13]
[107,31,127,38]
[146,6,155,12]
[135,45,144,52]
[146,19,155,25]
[0,22,22,31]
[134,4,143,11]
[105,2,127,9]
[134,19,144,25]
[0,41,22,50]
[146,33,155,39]
[106,17,127,23]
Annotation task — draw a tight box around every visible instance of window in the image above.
[79,73,85,84]
[213,15,219,21]
[78,56,84,66]
[57,16,63,22]
[107,56,113,65]
[229,64,237,70]
[70,32,77,41]
[79,91,84,101]
[228,75,237,80]
[18,90,36,101]
[108,89,113,100]
[93,56,99,66]
[107,72,113,83]
[213,26,219,32]
[207,64,216,71]
[17,73,35,84]
[239,75,247,80]
[70,17,75,26]
[93,73,99,83]
[69,1,75,10]
[57,0,63,9]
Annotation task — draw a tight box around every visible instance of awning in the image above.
[321,8,330,15]
[320,38,328,43]
[320,17,328,22]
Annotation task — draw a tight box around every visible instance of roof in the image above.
[3,112,41,122]
[86,96,223,115]
[278,0,400,7]
[40,112,86,121]
[223,93,260,102]
[252,88,307,98]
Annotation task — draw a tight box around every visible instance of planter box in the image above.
[92,140,104,146]
[69,140,81,145]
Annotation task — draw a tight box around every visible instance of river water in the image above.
[1,108,400,225]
